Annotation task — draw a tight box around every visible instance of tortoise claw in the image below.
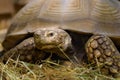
[85,34,120,75]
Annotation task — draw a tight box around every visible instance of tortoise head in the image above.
[34,28,72,52]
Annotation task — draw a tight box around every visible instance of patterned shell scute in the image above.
[3,0,120,50]
[12,0,90,23]
[91,0,120,23]
[9,0,120,34]
[38,0,90,21]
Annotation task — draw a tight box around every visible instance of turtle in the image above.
[1,0,120,75]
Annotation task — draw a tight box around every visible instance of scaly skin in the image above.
[1,37,46,63]
[34,28,73,59]
[85,34,120,75]
[1,29,73,63]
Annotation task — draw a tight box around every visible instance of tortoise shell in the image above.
[3,0,120,50]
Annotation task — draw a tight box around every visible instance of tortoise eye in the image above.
[48,32,54,37]
[46,31,55,37]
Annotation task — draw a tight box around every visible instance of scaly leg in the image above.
[85,34,120,75]
[1,37,46,63]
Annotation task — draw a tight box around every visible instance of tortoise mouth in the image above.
[40,45,57,50]
[39,43,63,50]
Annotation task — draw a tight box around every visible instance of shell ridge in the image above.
[90,0,120,23]
[8,0,46,34]
[12,0,45,24]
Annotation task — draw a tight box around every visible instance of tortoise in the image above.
[1,0,120,75]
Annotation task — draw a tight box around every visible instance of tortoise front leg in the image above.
[1,37,46,63]
[85,34,120,75]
